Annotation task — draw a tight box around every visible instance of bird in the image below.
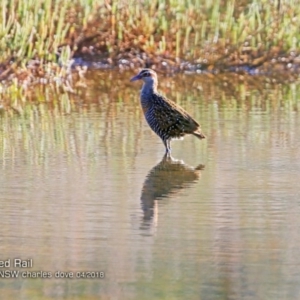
[130,68,205,154]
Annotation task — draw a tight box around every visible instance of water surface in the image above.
[0,72,300,299]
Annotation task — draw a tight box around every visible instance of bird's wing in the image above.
[151,94,200,135]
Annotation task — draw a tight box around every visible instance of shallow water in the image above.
[0,72,300,299]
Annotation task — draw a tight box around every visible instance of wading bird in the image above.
[130,69,205,154]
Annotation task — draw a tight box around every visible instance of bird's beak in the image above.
[130,74,141,82]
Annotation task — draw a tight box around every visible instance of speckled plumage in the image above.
[130,69,205,153]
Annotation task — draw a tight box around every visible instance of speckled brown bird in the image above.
[130,69,205,154]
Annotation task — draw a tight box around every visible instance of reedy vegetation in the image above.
[0,0,299,98]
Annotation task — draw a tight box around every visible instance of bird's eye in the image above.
[143,72,150,77]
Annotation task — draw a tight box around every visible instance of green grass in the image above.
[0,0,300,91]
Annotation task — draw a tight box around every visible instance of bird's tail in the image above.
[193,131,206,139]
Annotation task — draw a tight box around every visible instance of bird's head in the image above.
[130,69,157,85]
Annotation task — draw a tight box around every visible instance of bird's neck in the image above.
[141,80,158,96]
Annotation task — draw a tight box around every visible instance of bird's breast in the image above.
[140,93,152,115]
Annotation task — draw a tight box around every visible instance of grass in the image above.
[0,0,300,93]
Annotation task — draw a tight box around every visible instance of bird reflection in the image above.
[140,154,204,232]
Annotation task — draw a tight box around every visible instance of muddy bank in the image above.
[2,44,300,87]
[70,45,300,77]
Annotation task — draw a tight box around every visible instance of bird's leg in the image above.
[163,140,169,154]
[163,139,171,156]
[167,139,171,153]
